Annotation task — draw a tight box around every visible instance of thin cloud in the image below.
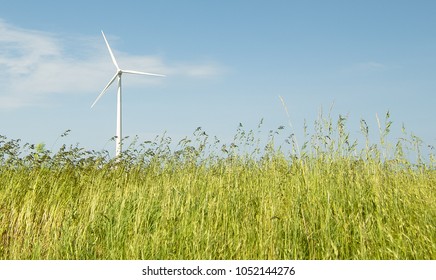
[174,63,223,77]
[0,20,223,109]
[337,61,387,78]
[356,61,386,71]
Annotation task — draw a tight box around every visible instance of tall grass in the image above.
[0,113,435,259]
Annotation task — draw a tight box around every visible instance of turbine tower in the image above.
[91,31,165,157]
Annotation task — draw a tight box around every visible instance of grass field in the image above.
[1,113,435,259]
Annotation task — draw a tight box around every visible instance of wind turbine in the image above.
[91,31,165,157]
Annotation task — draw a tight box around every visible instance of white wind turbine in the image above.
[91,31,165,157]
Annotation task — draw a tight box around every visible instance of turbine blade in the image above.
[91,73,118,108]
[101,30,120,70]
[122,69,166,77]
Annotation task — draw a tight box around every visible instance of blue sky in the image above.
[1,0,435,157]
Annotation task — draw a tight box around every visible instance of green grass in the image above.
[0,113,435,259]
